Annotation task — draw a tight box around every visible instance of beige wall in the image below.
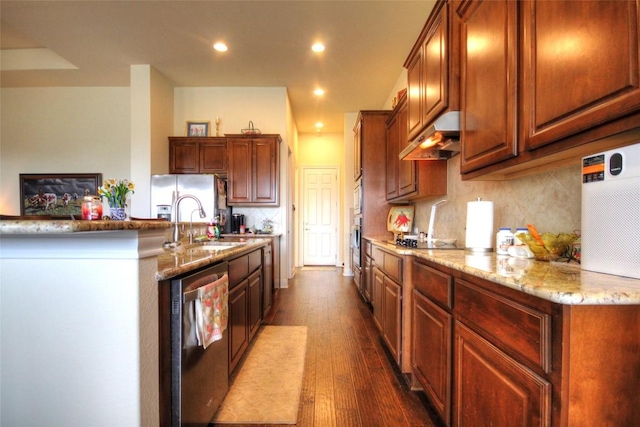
[0,87,130,214]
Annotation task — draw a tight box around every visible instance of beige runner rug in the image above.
[213,326,308,424]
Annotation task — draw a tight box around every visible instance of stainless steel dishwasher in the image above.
[170,261,229,427]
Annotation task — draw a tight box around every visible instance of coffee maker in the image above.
[231,214,245,233]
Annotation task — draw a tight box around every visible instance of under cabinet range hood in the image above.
[399,111,460,160]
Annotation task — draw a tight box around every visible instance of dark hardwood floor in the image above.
[214,267,441,427]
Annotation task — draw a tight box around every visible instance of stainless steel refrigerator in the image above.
[151,174,232,234]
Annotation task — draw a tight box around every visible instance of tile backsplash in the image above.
[412,159,582,245]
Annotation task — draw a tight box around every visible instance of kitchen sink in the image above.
[193,241,247,251]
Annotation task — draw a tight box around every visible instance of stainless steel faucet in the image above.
[172,194,206,245]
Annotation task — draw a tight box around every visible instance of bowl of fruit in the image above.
[516,225,579,262]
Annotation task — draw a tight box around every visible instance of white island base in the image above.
[1,228,166,427]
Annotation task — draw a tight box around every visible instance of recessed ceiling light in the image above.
[314,88,325,96]
[213,42,228,52]
[311,43,325,53]
[315,122,324,128]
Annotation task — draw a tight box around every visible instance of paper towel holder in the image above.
[465,197,494,253]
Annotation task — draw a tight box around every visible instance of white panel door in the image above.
[302,167,338,265]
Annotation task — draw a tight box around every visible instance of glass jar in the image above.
[82,196,103,220]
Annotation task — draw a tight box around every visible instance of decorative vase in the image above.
[110,207,126,221]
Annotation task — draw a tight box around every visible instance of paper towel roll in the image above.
[465,200,494,252]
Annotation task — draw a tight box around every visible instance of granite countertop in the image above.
[220,233,282,237]
[367,238,640,305]
[0,218,172,234]
[156,239,270,281]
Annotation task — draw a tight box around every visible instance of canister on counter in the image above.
[496,227,514,255]
[81,196,103,220]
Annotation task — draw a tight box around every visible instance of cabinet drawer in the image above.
[454,279,552,373]
[413,261,452,310]
[373,246,402,283]
[383,252,402,284]
[364,240,372,257]
[248,249,262,273]
[228,255,248,288]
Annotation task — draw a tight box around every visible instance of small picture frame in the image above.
[185,121,210,137]
[20,173,102,216]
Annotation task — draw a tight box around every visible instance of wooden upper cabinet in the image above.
[227,135,280,206]
[227,138,251,202]
[407,51,423,140]
[386,95,448,202]
[458,0,640,179]
[169,137,227,174]
[458,0,518,174]
[521,0,640,150]
[252,137,279,204]
[406,0,459,142]
[199,140,227,173]
[386,101,402,200]
[354,120,363,180]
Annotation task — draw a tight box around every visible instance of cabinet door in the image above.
[199,140,227,173]
[413,290,452,426]
[396,101,416,197]
[521,0,640,150]
[407,48,423,140]
[382,276,401,365]
[386,109,400,200]
[422,2,449,128]
[248,270,262,341]
[262,245,273,316]
[453,321,551,427]
[227,139,252,204]
[459,0,518,173]
[252,138,278,205]
[363,254,372,303]
[372,267,385,332]
[229,280,249,372]
[354,118,363,180]
[169,140,199,173]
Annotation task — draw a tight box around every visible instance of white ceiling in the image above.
[0,0,435,133]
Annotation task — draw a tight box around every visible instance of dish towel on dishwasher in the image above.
[195,273,229,349]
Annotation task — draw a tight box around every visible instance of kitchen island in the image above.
[366,237,640,427]
[0,219,269,427]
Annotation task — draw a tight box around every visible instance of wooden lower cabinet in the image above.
[453,321,551,427]
[228,248,263,373]
[412,290,452,426]
[373,265,401,362]
[372,267,384,331]
[248,269,262,341]
[382,275,401,364]
[411,257,640,426]
[362,241,373,303]
[228,280,248,373]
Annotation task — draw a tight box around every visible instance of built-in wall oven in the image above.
[354,179,362,215]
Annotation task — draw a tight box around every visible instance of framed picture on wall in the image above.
[19,173,102,216]
[185,121,210,137]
